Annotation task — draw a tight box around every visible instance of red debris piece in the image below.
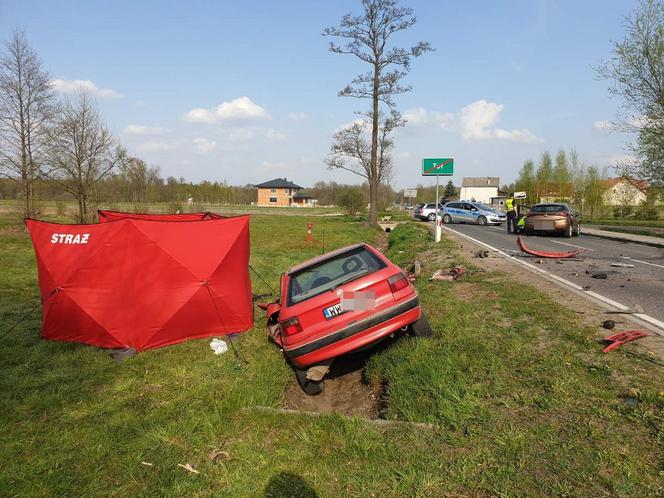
[516,236,583,259]
[602,330,648,353]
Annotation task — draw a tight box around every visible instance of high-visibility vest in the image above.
[506,198,515,212]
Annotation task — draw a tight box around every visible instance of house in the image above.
[255,178,304,207]
[292,190,317,207]
[601,177,648,206]
[459,177,500,204]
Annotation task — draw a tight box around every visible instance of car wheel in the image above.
[427,213,436,221]
[442,214,452,224]
[294,368,323,395]
[564,223,573,238]
[477,215,487,226]
[409,312,433,337]
[573,224,581,237]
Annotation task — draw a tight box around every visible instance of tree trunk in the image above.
[369,62,380,225]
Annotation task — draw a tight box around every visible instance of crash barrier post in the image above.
[307,222,312,242]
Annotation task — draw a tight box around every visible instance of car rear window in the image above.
[532,204,567,213]
[288,247,386,305]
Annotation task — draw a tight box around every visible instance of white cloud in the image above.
[123,124,167,136]
[227,127,256,143]
[265,128,287,140]
[183,96,268,123]
[137,140,175,152]
[50,79,124,99]
[288,112,306,121]
[404,99,542,143]
[594,120,613,131]
[333,118,367,133]
[193,137,217,154]
[403,107,454,129]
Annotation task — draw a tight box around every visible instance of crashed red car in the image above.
[262,243,431,394]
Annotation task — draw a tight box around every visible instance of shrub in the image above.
[339,190,365,216]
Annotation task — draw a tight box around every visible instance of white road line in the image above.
[621,256,664,270]
[442,226,664,336]
[551,240,595,252]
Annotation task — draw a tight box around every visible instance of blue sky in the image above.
[0,0,637,189]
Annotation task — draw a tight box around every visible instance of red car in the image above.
[262,243,431,394]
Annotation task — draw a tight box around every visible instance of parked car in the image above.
[524,203,580,237]
[261,243,431,394]
[441,201,506,225]
[414,203,443,221]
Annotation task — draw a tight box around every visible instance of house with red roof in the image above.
[601,177,648,206]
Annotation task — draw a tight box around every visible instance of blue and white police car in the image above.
[441,201,506,226]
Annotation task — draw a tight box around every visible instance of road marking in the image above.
[442,225,664,336]
[620,256,664,270]
[551,240,594,252]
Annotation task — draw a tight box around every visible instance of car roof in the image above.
[286,243,367,275]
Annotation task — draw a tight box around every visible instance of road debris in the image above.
[475,250,489,258]
[602,319,616,329]
[606,304,645,315]
[602,330,648,353]
[611,262,634,268]
[141,461,154,467]
[177,463,199,474]
[516,236,584,259]
[430,266,466,282]
[592,273,608,279]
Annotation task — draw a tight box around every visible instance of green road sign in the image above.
[422,158,454,176]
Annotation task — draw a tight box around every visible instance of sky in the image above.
[0,0,639,190]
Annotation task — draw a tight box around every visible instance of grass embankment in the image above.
[1,215,663,496]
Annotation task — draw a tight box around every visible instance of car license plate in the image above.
[323,303,343,320]
[535,220,554,230]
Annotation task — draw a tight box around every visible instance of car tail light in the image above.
[388,272,409,293]
[280,317,302,336]
[557,211,568,217]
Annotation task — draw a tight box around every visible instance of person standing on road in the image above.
[505,193,518,234]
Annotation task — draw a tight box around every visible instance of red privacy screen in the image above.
[26,215,252,351]
[97,209,225,222]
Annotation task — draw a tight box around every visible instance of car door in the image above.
[446,202,462,222]
[463,203,479,223]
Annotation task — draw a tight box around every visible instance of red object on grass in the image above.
[26,215,252,351]
[602,330,648,352]
[516,236,582,258]
[98,209,224,223]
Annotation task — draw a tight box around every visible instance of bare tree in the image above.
[324,0,431,224]
[597,0,663,184]
[47,90,123,223]
[325,113,400,202]
[0,29,55,218]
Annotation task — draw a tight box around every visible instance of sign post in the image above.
[422,158,454,243]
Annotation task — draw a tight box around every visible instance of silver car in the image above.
[441,201,506,225]
[414,203,443,221]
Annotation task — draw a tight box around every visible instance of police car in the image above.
[441,201,506,226]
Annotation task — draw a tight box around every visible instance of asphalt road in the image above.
[437,221,664,326]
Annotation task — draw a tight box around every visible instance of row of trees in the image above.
[0,30,124,222]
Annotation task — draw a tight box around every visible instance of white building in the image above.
[459,177,500,204]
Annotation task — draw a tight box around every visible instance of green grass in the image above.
[586,217,664,228]
[597,226,664,239]
[1,215,663,496]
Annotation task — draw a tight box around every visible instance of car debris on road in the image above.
[430,266,466,281]
[516,236,584,259]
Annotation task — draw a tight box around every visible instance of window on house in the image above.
[269,197,277,203]
[270,188,276,193]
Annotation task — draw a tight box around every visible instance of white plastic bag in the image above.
[209,338,228,355]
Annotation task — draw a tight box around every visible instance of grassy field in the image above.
[1,212,663,496]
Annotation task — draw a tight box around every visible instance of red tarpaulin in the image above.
[98,209,224,223]
[26,216,252,351]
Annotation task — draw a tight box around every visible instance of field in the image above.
[1,210,663,496]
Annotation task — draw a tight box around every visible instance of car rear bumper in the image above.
[283,295,421,368]
[525,218,569,232]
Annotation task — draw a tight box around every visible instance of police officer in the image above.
[505,193,518,234]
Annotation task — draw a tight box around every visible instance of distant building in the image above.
[292,190,317,207]
[601,177,648,206]
[459,177,500,203]
[255,178,304,207]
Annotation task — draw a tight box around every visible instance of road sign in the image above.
[422,158,454,176]
[514,191,527,199]
[403,189,417,197]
